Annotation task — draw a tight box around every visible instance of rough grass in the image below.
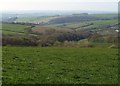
[2,47,118,84]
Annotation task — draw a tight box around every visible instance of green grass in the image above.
[2,23,30,35]
[90,14,117,18]
[76,19,118,30]
[92,43,112,48]
[2,47,118,84]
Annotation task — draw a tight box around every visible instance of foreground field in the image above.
[2,47,118,84]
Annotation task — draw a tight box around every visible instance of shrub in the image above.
[2,35,38,46]
[77,39,94,48]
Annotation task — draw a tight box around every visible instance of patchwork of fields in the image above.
[2,13,119,84]
[2,47,118,84]
[2,19,118,35]
[15,14,117,24]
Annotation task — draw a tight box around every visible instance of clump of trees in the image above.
[88,33,118,43]
[2,31,91,47]
[2,35,38,46]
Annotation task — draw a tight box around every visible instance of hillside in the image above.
[2,13,119,47]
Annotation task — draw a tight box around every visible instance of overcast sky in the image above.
[0,0,119,12]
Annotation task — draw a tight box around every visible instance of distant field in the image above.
[11,14,118,35]
[91,14,118,18]
[15,14,117,24]
[2,19,118,36]
[33,19,118,35]
[2,47,118,84]
[2,23,31,35]
[32,26,73,34]
[16,16,63,24]
[57,19,117,30]
[79,19,117,31]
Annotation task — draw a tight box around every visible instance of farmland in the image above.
[2,12,119,85]
[30,19,118,35]
[2,19,118,36]
[2,13,118,36]
[91,14,118,18]
[2,47,118,84]
[2,23,31,35]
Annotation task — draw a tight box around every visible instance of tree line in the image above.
[2,30,119,47]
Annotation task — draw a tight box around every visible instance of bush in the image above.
[2,35,38,46]
[53,41,62,47]
[77,39,94,48]
[63,41,77,47]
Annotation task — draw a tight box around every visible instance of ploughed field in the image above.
[2,47,118,84]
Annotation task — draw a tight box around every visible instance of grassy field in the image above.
[47,19,117,29]
[60,19,117,30]
[2,23,30,35]
[2,47,118,84]
[91,14,117,18]
[82,19,118,29]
